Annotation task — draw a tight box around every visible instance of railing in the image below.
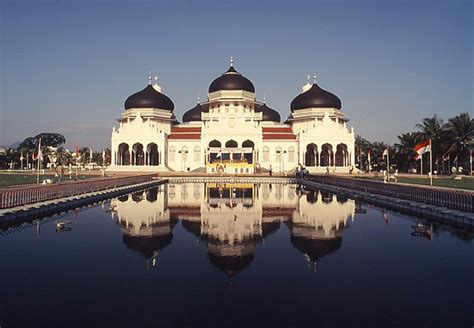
[306,175,474,212]
[0,175,156,209]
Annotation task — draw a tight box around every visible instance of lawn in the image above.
[358,175,474,190]
[0,171,97,187]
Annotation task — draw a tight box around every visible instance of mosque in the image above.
[110,58,355,174]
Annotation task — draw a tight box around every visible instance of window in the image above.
[194,146,200,162]
[288,146,295,162]
[169,146,175,162]
[263,146,270,162]
[275,146,282,162]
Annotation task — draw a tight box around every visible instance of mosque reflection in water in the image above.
[109,183,355,275]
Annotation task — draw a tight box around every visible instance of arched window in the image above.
[225,140,238,148]
[169,146,176,162]
[288,146,295,162]
[209,140,221,147]
[275,146,282,162]
[263,146,270,162]
[194,146,200,162]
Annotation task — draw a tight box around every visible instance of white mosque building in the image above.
[110,58,355,174]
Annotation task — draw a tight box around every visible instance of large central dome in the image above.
[290,82,341,111]
[125,84,174,111]
[208,60,255,93]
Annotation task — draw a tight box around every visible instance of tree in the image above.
[445,113,474,171]
[355,134,370,170]
[18,133,66,152]
[394,132,420,172]
[415,115,447,172]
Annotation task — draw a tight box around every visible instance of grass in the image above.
[0,171,97,187]
[358,175,474,190]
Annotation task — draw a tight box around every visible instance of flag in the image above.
[442,153,449,161]
[89,147,93,161]
[413,153,421,160]
[414,139,431,155]
[368,149,371,162]
[75,145,79,158]
[33,138,42,160]
[382,148,388,157]
[20,151,24,161]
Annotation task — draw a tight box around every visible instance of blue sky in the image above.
[1,0,472,149]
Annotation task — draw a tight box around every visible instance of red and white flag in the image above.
[413,153,421,160]
[414,139,431,155]
[382,148,388,157]
[442,153,449,161]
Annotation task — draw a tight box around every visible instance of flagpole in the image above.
[429,138,433,186]
[420,154,423,176]
[386,148,389,172]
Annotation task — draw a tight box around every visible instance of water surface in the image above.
[0,183,472,327]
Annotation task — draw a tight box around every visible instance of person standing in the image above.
[269,165,273,176]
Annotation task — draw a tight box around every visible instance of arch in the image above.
[194,146,201,162]
[146,188,158,202]
[147,143,159,166]
[209,139,221,148]
[131,191,144,202]
[275,146,282,163]
[306,190,317,204]
[288,146,295,163]
[225,139,238,148]
[321,191,333,204]
[320,143,333,166]
[305,143,318,167]
[117,194,128,202]
[263,146,270,162]
[335,143,348,167]
[169,146,176,162]
[132,143,144,166]
[242,139,255,164]
[117,143,130,166]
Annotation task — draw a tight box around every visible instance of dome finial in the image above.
[230,56,234,67]
[148,70,152,85]
[197,96,200,103]
[313,72,317,85]
[307,74,311,83]
[263,92,266,104]
[153,75,158,84]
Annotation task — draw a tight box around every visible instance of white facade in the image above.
[110,62,355,174]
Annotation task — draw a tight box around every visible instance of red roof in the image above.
[263,133,297,140]
[262,127,293,133]
[171,127,202,133]
[168,133,201,139]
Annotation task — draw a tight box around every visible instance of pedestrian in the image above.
[269,165,273,176]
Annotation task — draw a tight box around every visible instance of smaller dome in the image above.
[209,65,255,93]
[125,84,174,111]
[182,103,203,122]
[256,103,281,122]
[290,83,341,111]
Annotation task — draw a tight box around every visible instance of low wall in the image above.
[0,175,157,209]
[306,175,474,212]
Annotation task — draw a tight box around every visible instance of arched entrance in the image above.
[117,143,130,166]
[132,143,144,165]
[320,143,333,166]
[242,140,254,164]
[147,143,159,166]
[335,143,348,167]
[305,143,318,167]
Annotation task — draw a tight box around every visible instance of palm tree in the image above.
[394,132,420,172]
[355,134,370,170]
[445,113,474,171]
[415,114,447,172]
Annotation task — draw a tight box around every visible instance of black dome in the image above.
[209,66,255,93]
[290,235,342,262]
[290,83,341,111]
[124,84,174,111]
[182,103,203,122]
[256,103,281,122]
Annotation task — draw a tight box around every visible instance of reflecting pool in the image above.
[0,183,472,327]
